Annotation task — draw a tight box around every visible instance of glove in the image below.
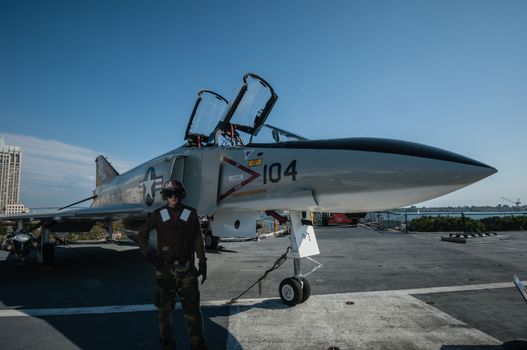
[197,262,207,284]
[146,252,162,269]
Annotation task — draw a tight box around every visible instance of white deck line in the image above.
[0,281,514,317]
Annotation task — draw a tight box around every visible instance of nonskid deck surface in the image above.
[1,227,526,349]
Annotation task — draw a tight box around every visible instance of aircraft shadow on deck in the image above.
[0,246,244,349]
[23,306,239,350]
[206,246,239,254]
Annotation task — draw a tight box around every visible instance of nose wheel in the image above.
[279,276,311,306]
[277,211,321,307]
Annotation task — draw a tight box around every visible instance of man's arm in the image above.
[191,210,207,263]
[138,212,156,257]
[190,210,207,284]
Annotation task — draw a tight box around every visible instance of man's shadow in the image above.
[158,297,288,349]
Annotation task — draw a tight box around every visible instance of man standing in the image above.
[139,180,207,350]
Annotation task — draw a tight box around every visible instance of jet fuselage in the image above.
[90,137,496,216]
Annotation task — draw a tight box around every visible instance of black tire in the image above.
[204,232,220,250]
[279,277,303,306]
[212,236,220,250]
[300,277,311,303]
[204,232,213,249]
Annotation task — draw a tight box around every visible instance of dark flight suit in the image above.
[139,203,207,350]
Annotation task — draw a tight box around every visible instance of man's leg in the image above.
[158,304,175,350]
[156,277,177,350]
[178,270,206,350]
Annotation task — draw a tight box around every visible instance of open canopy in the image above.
[184,73,279,147]
[184,90,229,145]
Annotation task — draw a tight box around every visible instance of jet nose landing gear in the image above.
[278,211,322,306]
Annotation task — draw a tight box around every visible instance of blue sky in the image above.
[1,0,526,208]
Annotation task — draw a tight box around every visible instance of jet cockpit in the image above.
[184,73,305,148]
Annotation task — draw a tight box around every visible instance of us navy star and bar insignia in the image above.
[139,167,164,206]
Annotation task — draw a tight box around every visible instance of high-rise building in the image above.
[0,136,22,214]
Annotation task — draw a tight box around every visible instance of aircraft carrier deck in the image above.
[1,226,526,349]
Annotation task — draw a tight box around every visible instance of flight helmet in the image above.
[161,180,186,200]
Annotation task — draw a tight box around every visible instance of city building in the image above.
[0,136,23,214]
[4,203,29,214]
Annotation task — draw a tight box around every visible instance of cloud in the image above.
[2,133,133,208]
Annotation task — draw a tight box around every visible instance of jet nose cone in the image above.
[344,137,497,178]
[315,137,498,195]
[481,164,498,176]
[469,162,497,183]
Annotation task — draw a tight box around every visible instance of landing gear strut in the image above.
[38,225,55,269]
[278,211,322,306]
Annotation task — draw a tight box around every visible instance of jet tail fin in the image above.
[95,155,119,186]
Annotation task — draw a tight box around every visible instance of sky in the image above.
[0,0,526,209]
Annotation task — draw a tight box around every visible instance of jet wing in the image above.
[0,204,145,222]
[66,204,146,218]
[0,209,76,221]
[0,204,147,233]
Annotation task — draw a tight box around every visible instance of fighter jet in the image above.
[0,73,497,306]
